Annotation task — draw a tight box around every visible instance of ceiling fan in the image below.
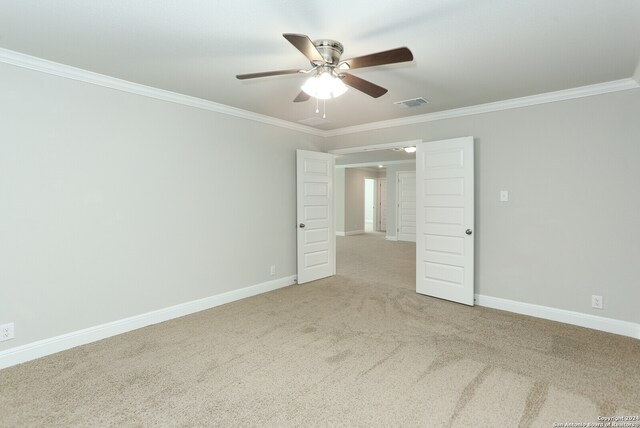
[236,34,413,102]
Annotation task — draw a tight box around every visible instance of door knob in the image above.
[299,223,306,228]
[465,229,472,235]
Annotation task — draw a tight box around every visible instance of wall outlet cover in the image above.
[0,323,15,341]
[591,295,603,309]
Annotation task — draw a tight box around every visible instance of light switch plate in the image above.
[500,190,509,202]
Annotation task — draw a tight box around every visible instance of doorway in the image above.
[297,137,475,307]
[364,178,375,232]
[376,178,387,232]
[331,146,417,291]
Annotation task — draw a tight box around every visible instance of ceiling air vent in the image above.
[394,97,430,108]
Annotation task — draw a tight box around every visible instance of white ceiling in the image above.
[1,1,639,130]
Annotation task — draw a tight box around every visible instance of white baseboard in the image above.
[475,294,640,339]
[344,230,365,236]
[385,235,398,241]
[0,275,296,370]
[337,231,364,236]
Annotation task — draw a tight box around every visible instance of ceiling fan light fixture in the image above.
[301,72,348,100]
[404,146,417,153]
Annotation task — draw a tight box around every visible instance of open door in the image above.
[416,137,474,305]
[296,150,336,284]
[397,171,417,242]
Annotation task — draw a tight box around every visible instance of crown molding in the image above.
[0,48,325,137]
[323,78,640,137]
[1,48,638,140]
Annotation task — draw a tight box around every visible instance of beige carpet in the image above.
[1,234,639,427]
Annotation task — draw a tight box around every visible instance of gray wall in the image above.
[323,88,640,325]
[340,168,383,233]
[383,163,416,240]
[0,63,322,351]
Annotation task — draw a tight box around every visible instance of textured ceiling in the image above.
[1,0,639,130]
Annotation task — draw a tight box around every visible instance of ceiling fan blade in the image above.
[236,69,301,80]
[340,47,413,70]
[340,73,388,98]
[293,91,311,103]
[283,33,325,64]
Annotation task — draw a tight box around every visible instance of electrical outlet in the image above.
[270,265,276,276]
[592,295,603,309]
[0,323,15,342]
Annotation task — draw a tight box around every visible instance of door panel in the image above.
[397,171,416,242]
[416,137,474,306]
[297,150,335,284]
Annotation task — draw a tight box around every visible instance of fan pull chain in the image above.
[315,97,319,114]
[323,99,326,119]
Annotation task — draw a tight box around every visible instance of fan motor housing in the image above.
[313,39,344,65]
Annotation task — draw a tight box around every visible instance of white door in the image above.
[296,150,336,284]
[416,137,474,305]
[397,171,416,242]
[377,178,387,232]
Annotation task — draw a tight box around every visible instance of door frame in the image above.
[326,137,472,291]
[329,140,421,246]
[364,177,376,233]
[329,139,423,155]
[376,177,387,232]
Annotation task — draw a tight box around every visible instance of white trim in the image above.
[375,177,386,232]
[0,48,324,137]
[385,235,398,241]
[337,230,370,236]
[475,294,640,340]
[329,140,422,154]
[1,48,637,139]
[336,159,415,169]
[344,230,365,236]
[0,275,296,370]
[324,79,640,137]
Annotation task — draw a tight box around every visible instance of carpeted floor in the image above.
[1,233,639,427]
